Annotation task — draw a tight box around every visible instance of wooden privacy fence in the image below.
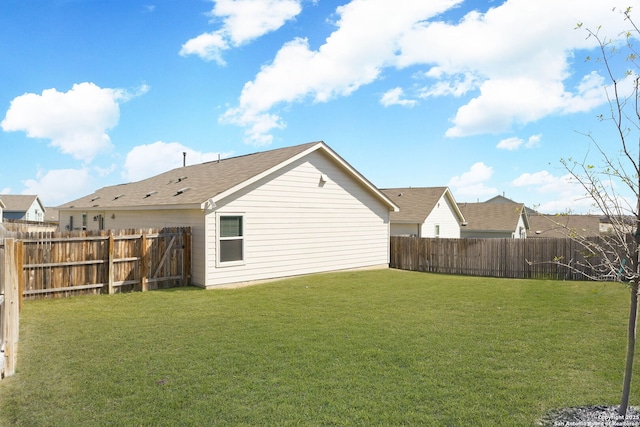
[13,227,191,300]
[1,237,20,378]
[0,227,190,379]
[390,236,619,280]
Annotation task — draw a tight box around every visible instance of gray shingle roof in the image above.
[381,187,463,223]
[1,195,41,212]
[528,214,601,238]
[457,202,528,231]
[60,142,320,209]
[59,141,398,212]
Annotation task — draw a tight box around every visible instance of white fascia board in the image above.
[520,207,531,229]
[210,142,399,212]
[35,196,46,211]
[318,143,400,212]
[443,189,466,223]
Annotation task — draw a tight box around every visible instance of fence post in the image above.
[2,239,19,378]
[107,233,114,295]
[182,228,191,287]
[140,233,148,292]
[17,240,23,311]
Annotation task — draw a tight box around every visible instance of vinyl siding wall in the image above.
[390,223,420,237]
[204,150,391,287]
[421,194,461,238]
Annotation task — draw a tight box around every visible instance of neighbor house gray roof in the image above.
[1,195,43,212]
[457,202,529,232]
[528,214,601,238]
[381,187,465,223]
[484,195,537,216]
[60,141,399,212]
[44,207,59,223]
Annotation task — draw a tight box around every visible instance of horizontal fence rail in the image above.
[390,236,621,280]
[13,227,191,300]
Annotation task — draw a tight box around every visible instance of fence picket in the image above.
[14,227,191,300]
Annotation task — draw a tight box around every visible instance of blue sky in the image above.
[1,0,638,213]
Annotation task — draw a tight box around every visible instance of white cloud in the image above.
[180,0,302,64]
[221,0,460,144]
[526,134,542,148]
[447,162,497,198]
[419,71,480,98]
[179,32,229,64]
[497,136,523,151]
[400,0,631,137]
[22,168,95,206]
[122,141,227,182]
[511,170,596,213]
[1,82,147,162]
[380,87,417,107]
[219,0,633,143]
[497,133,542,150]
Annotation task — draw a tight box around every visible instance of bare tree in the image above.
[552,6,640,417]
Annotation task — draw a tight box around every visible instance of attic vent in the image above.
[113,194,125,200]
[175,187,190,196]
[177,176,187,183]
[144,191,158,198]
[398,192,404,197]
[90,196,100,202]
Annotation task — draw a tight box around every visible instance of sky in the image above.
[1,0,639,214]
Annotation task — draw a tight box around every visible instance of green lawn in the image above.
[0,269,637,426]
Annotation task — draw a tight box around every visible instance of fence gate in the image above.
[19,227,191,300]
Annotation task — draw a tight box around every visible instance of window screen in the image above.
[219,215,243,263]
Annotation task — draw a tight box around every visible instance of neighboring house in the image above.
[484,194,514,204]
[1,195,46,222]
[485,194,537,216]
[0,197,5,222]
[381,187,466,238]
[457,202,529,238]
[58,141,399,288]
[44,207,59,224]
[528,214,602,238]
[599,216,635,235]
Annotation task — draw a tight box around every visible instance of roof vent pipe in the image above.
[183,152,186,167]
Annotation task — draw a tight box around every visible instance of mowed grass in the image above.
[0,269,638,426]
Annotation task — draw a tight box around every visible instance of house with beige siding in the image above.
[381,187,466,238]
[528,214,601,238]
[58,141,399,288]
[1,195,45,222]
[457,201,529,238]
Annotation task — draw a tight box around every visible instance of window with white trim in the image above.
[218,214,244,264]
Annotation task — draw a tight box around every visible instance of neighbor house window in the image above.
[218,214,244,264]
[435,224,440,238]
